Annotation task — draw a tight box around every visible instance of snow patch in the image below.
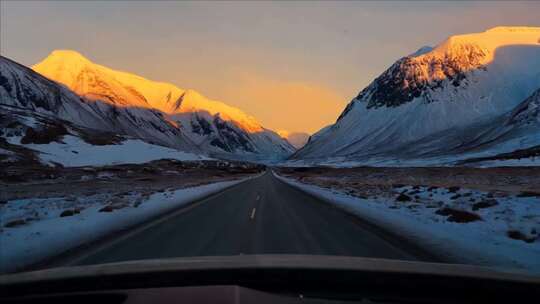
[0,178,249,273]
[274,172,540,274]
[23,135,209,167]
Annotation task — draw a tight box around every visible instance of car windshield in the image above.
[1,0,539,281]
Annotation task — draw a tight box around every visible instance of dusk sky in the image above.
[2,1,539,133]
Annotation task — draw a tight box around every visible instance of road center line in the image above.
[250,208,257,220]
[256,195,260,201]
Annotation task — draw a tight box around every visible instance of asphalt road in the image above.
[73,171,438,266]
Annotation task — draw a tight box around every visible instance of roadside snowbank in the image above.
[274,173,540,274]
[0,178,247,273]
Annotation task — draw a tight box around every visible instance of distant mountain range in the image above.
[276,130,310,149]
[293,26,540,166]
[1,51,295,166]
[3,26,539,168]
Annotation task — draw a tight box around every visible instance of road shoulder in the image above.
[1,176,257,273]
[273,171,540,274]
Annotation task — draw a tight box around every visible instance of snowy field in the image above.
[474,157,540,167]
[5,135,209,167]
[0,178,248,273]
[275,172,540,274]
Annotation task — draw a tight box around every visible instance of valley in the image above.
[1,24,539,277]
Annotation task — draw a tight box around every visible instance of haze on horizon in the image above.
[1,0,539,134]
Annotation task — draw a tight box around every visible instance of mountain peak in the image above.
[40,49,92,66]
[50,49,89,59]
[485,26,540,33]
[425,26,540,60]
[32,49,95,89]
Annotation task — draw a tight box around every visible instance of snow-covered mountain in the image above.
[1,55,199,153]
[293,26,540,165]
[0,106,207,167]
[32,50,294,159]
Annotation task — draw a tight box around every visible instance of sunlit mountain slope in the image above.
[1,55,198,152]
[33,50,294,158]
[293,26,540,165]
